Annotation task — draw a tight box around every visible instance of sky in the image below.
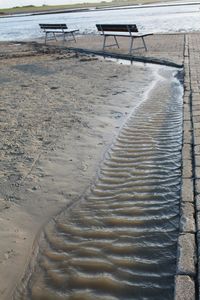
[0,0,100,9]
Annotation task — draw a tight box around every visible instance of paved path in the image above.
[72,33,185,67]
[178,32,200,300]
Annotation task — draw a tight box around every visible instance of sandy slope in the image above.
[0,42,154,299]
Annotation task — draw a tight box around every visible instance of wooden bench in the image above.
[96,24,153,54]
[39,24,79,44]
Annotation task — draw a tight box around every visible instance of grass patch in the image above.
[0,0,183,15]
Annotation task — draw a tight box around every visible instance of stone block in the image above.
[182,144,192,160]
[195,179,200,194]
[184,91,190,98]
[196,231,200,256]
[196,166,200,178]
[183,120,192,133]
[192,110,200,117]
[196,194,200,211]
[192,94,200,101]
[194,122,200,129]
[192,88,200,93]
[196,211,200,232]
[194,145,200,155]
[192,104,200,111]
[195,155,200,166]
[174,275,195,300]
[194,129,200,138]
[184,55,189,62]
[180,202,195,233]
[194,130,200,139]
[193,115,200,123]
[183,101,190,109]
[194,135,200,146]
[185,86,190,92]
[183,130,192,145]
[182,159,193,178]
[183,102,190,109]
[184,111,190,121]
[192,99,200,106]
[177,233,196,276]
[181,178,194,203]
[196,211,200,231]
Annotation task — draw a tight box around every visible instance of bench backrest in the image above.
[96,24,138,34]
[39,24,68,30]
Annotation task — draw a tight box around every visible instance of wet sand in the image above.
[13,64,183,300]
[0,42,160,300]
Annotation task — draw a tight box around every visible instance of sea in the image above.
[0,1,200,41]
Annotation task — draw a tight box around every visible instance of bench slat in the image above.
[102,33,152,37]
[39,24,68,30]
[96,24,138,32]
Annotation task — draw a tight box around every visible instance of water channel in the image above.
[14,62,183,300]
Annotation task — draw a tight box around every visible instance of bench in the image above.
[96,24,153,54]
[39,24,79,44]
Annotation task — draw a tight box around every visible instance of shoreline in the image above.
[0,0,200,18]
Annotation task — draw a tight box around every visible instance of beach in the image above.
[0,30,199,299]
[0,41,159,299]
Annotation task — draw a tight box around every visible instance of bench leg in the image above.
[63,31,68,43]
[44,32,56,44]
[103,35,107,51]
[114,36,119,48]
[142,36,147,51]
[53,32,57,41]
[103,35,120,51]
[129,37,134,54]
[71,32,76,43]
[45,32,48,44]
[63,32,76,44]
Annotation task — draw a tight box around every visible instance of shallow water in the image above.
[14,64,183,300]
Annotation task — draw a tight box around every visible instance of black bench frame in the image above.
[96,24,152,53]
[39,24,79,44]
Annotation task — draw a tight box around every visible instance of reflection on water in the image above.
[14,66,183,300]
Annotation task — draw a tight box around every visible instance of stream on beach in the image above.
[13,61,183,300]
